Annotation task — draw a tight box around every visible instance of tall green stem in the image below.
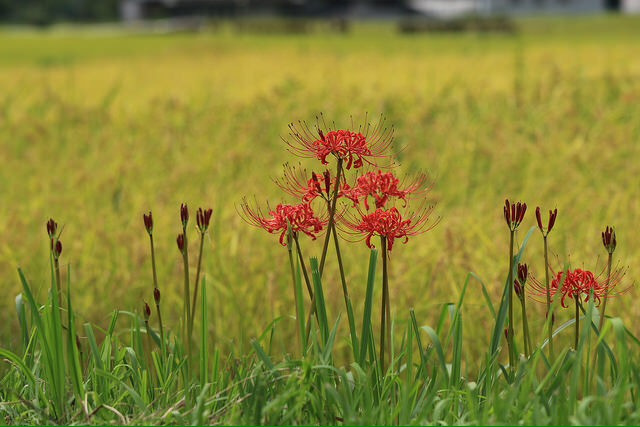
[331,222,359,357]
[574,296,580,350]
[319,158,343,275]
[380,236,390,373]
[190,232,205,333]
[598,253,613,332]
[520,297,532,358]
[149,235,165,357]
[507,230,516,369]
[543,236,554,360]
[287,234,302,357]
[182,230,192,367]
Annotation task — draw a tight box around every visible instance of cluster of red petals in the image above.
[241,201,327,246]
[286,117,394,170]
[504,199,527,231]
[342,170,427,210]
[343,206,436,251]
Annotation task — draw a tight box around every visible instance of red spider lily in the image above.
[240,199,327,246]
[196,208,213,233]
[504,199,527,231]
[340,205,437,251]
[529,267,627,308]
[285,116,394,170]
[535,207,558,236]
[602,226,617,254]
[274,163,349,203]
[343,170,431,210]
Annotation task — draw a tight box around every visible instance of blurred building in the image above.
[120,0,640,21]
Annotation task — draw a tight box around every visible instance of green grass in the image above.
[0,16,640,424]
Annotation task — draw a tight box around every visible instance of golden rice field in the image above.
[1,15,639,364]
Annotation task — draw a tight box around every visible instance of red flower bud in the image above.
[324,170,331,196]
[196,207,213,233]
[548,209,558,233]
[517,263,528,284]
[153,287,161,304]
[180,203,189,227]
[143,211,153,234]
[514,279,523,298]
[602,226,616,254]
[46,218,58,238]
[504,199,526,230]
[52,240,63,259]
[143,302,151,321]
[177,233,185,252]
[535,207,543,232]
[318,128,325,141]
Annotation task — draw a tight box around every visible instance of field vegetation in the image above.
[1,16,640,424]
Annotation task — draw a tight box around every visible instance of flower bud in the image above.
[318,129,325,141]
[514,279,523,299]
[602,226,616,254]
[46,218,58,238]
[548,209,558,233]
[517,263,528,285]
[180,203,189,227]
[535,207,543,232]
[143,302,151,321]
[143,212,153,234]
[324,170,331,195]
[196,207,213,233]
[176,233,185,252]
[53,240,62,259]
[153,287,161,304]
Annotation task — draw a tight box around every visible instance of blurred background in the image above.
[1,1,639,365]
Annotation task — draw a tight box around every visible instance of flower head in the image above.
[240,199,327,246]
[285,115,394,170]
[52,240,62,259]
[196,208,213,233]
[343,170,430,210]
[177,233,185,253]
[341,205,437,251]
[602,226,617,254]
[535,207,558,237]
[530,267,627,308]
[153,287,161,304]
[504,199,527,231]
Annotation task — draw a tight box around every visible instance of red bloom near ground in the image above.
[530,267,627,308]
[241,201,327,246]
[286,118,394,169]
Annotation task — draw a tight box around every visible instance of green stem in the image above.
[287,235,302,357]
[507,230,516,369]
[575,296,580,350]
[520,297,532,358]
[319,158,344,275]
[331,222,359,358]
[543,236,554,361]
[598,252,613,332]
[380,236,390,373]
[182,229,192,368]
[149,235,165,357]
[54,257,62,312]
[190,232,205,334]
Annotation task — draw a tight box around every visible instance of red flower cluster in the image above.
[275,163,348,203]
[286,117,394,170]
[342,206,436,252]
[240,200,327,246]
[530,267,627,308]
[343,170,428,210]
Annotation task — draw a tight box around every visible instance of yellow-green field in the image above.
[1,16,639,363]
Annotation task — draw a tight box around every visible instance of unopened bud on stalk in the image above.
[143,212,153,235]
[153,287,161,304]
[46,218,58,238]
[143,302,151,321]
[196,207,213,233]
[517,263,528,285]
[602,226,617,254]
[180,203,189,227]
[514,279,523,299]
[53,241,63,259]
[176,233,185,252]
[504,199,527,231]
[535,206,558,236]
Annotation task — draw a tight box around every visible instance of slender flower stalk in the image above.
[599,226,616,332]
[319,158,344,275]
[286,226,303,356]
[380,236,391,373]
[190,208,213,333]
[504,199,527,369]
[143,211,165,354]
[536,206,558,360]
[515,264,532,358]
